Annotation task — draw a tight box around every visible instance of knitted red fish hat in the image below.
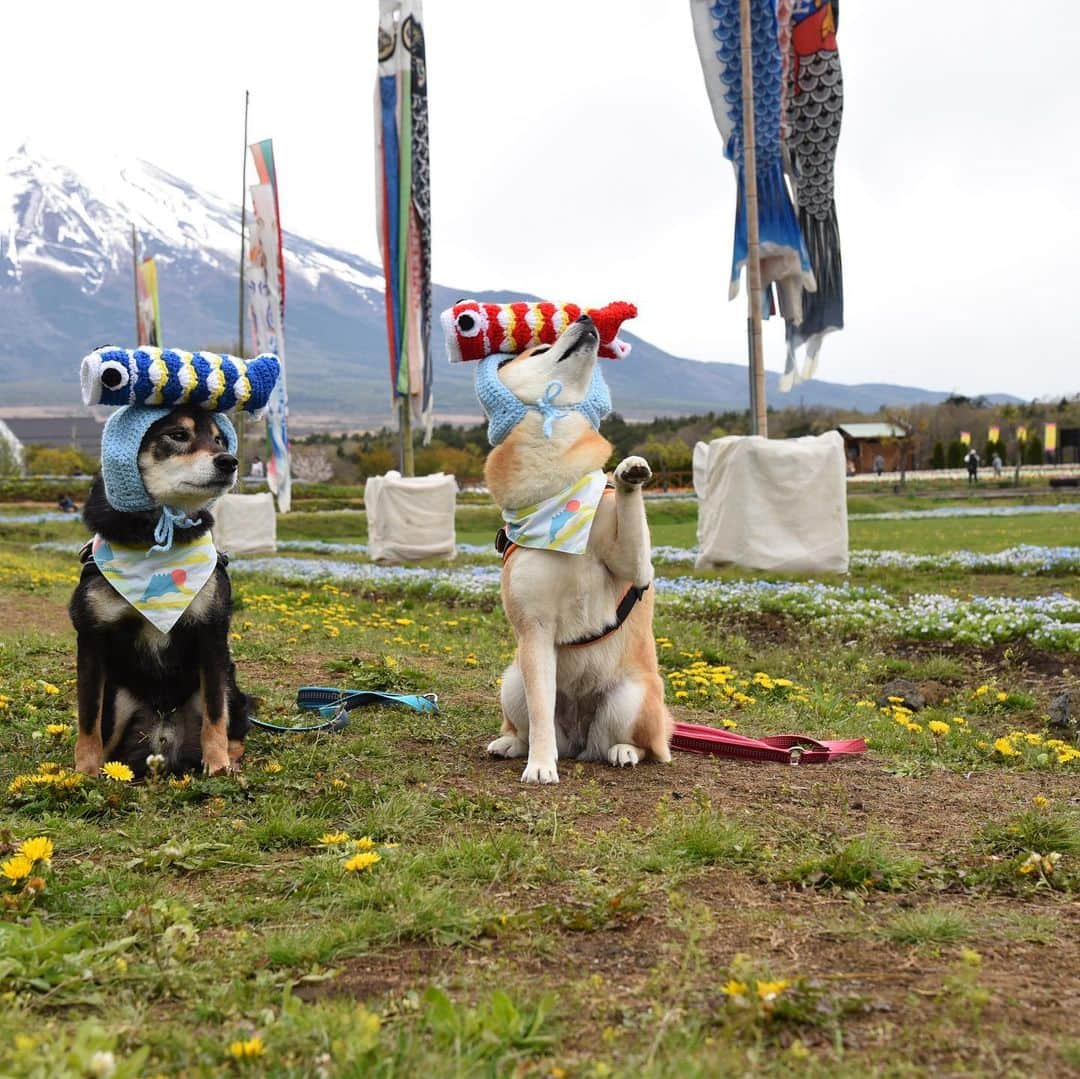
[442,300,637,363]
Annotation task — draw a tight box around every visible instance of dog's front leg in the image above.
[197,629,233,776]
[517,627,560,784]
[602,456,655,588]
[74,634,105,775]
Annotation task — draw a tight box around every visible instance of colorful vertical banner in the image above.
[960,431,971,446]
[375,0,433,440]
[246,177,290,513]
[987,425,1000,445]
[1016,425,1027,444]
[135,257,161,347]
[1044,422,1058,454]
[689,0,844,392]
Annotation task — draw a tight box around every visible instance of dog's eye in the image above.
[530,346,551,357]
[214,433,226,447]
[167,429,191,443]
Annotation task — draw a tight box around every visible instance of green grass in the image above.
[0,494,1078,1075]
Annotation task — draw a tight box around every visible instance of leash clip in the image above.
[788,745,804,766]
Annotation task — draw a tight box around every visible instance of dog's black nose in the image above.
[576,313,593,325]
[213,453,238,474]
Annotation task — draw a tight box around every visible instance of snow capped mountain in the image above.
[0,145,977,420]
[1,142,384,296]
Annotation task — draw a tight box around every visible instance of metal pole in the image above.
[237,90,250,475]
[739,0,768,437]
[131,224,140,344]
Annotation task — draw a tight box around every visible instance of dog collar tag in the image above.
[92,532,218,633]
[501,470,609,556]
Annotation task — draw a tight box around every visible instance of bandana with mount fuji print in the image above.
[92,532,218,633]
[502,470,609,556]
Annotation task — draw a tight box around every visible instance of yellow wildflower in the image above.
[343,851,381,873]
[169,775,193,790]
[928,721,950,736]
[974,685,989,697]
[1033,795,1049,809]
[263,761,283,774]
[855,699,876,709]
[46,723,71,738]
[992,738,1017,758]
[101,761,134,782]
[996,692,1008,702]
[352,836,376,850]
[887,696,904,705]
[721,979,747,997]
[318,832,350,845]
[1,854,34,882]
[227,1037,265,1060]
[38,681,60,695]
[18,837,54,864]
[755,979,792,1000]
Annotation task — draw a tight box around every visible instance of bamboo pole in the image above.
[738,0,768,437]
[131,224,140,343]
[237,90,250,474]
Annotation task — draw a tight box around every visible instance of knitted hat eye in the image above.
[99,360,130,391]
[455,311,483,337]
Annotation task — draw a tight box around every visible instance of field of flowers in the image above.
[0,490,1077,1076]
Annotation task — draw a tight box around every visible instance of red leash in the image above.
[672,722,866,765]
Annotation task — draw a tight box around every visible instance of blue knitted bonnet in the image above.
[101,405,237,550]
[476,354,611,446]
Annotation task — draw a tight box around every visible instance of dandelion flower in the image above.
[344,851,381,873]
[755,979,792,1001]
[1,854,34,882]
[996,692,1008,702]
[18,837,54,864]
[928,721,950,736]
[992,738,1017,758]
[169,775,193,790]
[101,761,135,782]
[227,1036,265,1060]
[45,723,71,738]
[1033,795,1049,809]
[318,832,350,845]
[352,836,376,850]
[263,761,283,774]
[39,681,60,695]
[721,979,747,997]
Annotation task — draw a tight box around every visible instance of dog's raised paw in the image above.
[615,456,651,487]
[488,734,528,759]
[202,753,234,777]
[521,760,559,784]
[607,743,642,767]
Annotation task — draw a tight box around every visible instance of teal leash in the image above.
[249,686,439,734]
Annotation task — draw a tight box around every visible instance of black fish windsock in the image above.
[780,0,844,388]
[81,347,280,413]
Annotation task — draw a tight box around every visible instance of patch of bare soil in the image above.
[4,591,73,636]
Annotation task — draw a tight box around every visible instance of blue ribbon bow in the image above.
[533,380,569,438]
[151,505,201,553]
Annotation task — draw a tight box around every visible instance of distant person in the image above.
[846,457,856,476]
[992,453,1003,477]
[965,448,979,484]
[249,455,265,479]
[57,493,77,513]
[873,454,885,478]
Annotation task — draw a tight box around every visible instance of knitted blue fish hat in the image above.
[101,406,238,551]
[476,354,612,447]
[81,348,279,413]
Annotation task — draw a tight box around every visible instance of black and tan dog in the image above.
[69,406,252,778]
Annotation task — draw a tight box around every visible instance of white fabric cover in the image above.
[212,492,277,556]
[693,433,848,574]
[364,471,457,563]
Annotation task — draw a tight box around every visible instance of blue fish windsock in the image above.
[80,347,280,414]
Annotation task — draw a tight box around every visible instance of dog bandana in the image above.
[502,470,609,556]
[92,532,218,633]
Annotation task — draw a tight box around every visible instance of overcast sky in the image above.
[3,1,1077,399]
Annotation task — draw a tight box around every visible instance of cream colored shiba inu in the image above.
[479,314,673,783]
